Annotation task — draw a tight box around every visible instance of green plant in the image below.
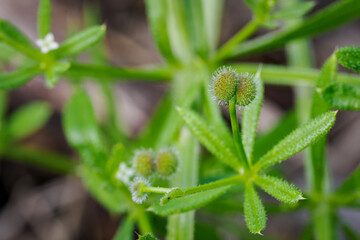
[1,0,360,239]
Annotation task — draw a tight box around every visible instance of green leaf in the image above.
[335,46,360,73]
[161,188,185,205]
[106,143,128,176]
[336,166,360,195]
[255,111,337,170]
[271,2,315,20]
[0,19,42,60]
[63,89,106,169]
[150,185,234,216]
[44,61,70,88]
[322,83,360,111]
[0,65,40,90]
[241,67,263,162]
[254,175,303,203]
[145,0,176,63]
[138,233,158,240]
[176,107,241,170]
[244,182,266,234]
[37,0,51,38]
[227,0,360,59]
[341,221,360,240]
[113,216,135,240]
[55,25,106,58]
[80,166,128,214]
[7,102,51,140]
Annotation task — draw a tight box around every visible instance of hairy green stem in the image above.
[229,97,249,170]
[184,175,243,195]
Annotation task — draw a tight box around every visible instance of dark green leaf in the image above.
[254,175,303,203]
[336,46,360,73]
[7,102,51,140]
[322,83,360,111]
[150,185,234,216]
[255,111,337,170]
[113,216,135,240]
[244,182,266,234]
[0,65,40,90]
[55,25,106,58]
[37,0,51,38]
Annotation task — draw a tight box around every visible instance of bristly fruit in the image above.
[156,148,179,178]
[211,66,240,104]
[236,72,256,107]
[133,149,154,177]
[130,177,150,204]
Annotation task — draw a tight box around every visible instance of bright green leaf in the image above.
[254,175,303,203]
[150,185,234,216]
[255,111,337,170]
[55,25,106,58]
[0,65,40,90]
[113,216,135,240]
[335,46,360,73]
[138,233,158,240]
[241,67,263,162]
[37,0,51,38]
[244,182,266,234]
[106,143,127,176]
[7,101,51,140]
[271,2,315,20]
[322,83,360,111]
[176,107,241,170]
[45,61,70,88]
[161,188,185,205]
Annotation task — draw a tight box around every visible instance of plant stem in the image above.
[141,186,170,194]
[184,175,243,195]
[228,97,249,170]
[213,19,260,62]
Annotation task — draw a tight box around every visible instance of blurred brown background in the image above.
[0,0,359,239]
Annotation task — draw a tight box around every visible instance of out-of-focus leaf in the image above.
[271,2,314,20]
[37,0,51,38]
[150,185,234,216]
[255,111,337,170]
[335,46,360,73]
[244,182,266,234]
[241,67,263,162]
[63,89,106,169]
[0,20,41,60]
[322,83,360,111]
[0,65,40,90]
[254,175,303,203]
[55,25,106,58]
[44,61,70,88]
[106,143,128,176]
[113,216,135,240]
[176,107,241,170]
[137,233,158,240]
[7,102,51,140]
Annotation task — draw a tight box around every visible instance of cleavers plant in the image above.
[0,0,360,239]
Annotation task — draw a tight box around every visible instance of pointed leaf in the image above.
[242,67,263,162]
[150,185,234,216]
[55,25,106,58]
[7,102,51,140]
[244,182,266,234]
[254,175,303,203]
[335,46,360,73]
[255,111,337,170]
[271,2,315,20]
[0,65,40,90]
[37,0,51,38]
[176,107,241,170]
[113,216,135,240]
[322,83,360,111]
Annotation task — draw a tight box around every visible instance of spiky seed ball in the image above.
[236,73,256,107]
[211,66,240,104]
[156,148,178,178]
[133,149,154,177]
[130,177,150,204]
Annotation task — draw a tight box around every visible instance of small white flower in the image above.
[115,162,135,185]
[36,33,59,53]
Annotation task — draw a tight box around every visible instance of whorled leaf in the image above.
[0,65,40,90]
[335,46,360,73]
[255,111,337,170]
[149,185,234,216]
[254,175,303,204]
[322,83,360,111]
[37,0,51,38]
[176,107,241,170]
[244,182,266,234]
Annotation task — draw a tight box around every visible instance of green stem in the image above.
[213,19,260,63]
[185,175,243,195]
[136,207,153,234]
[2,145,78,175]
[141,186,169,194]
[228,97,249,170]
